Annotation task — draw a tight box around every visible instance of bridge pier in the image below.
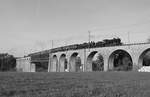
[103,56,109,71]
[79,49,86,72]
[16,57,36,72]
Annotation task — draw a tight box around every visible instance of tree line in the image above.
[0,53,16,71]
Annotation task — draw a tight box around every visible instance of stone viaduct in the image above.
[48,43,150,72]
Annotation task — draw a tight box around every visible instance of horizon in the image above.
[0,0,150,57]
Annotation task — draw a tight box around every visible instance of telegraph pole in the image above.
[128,32,130,44]
[88,30,91,52]
[88,30,91,43]
[51,40,54,49]
[127,31,130,49]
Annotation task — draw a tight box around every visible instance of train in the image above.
[28,38,122,62]
[51,38,122,53]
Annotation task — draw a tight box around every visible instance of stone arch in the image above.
[59,54,68,72]
[86,51,104,71]
[69,52,82,72]
[33,62,48,72]
[138,48,150,67]
[108,49,133,71]
[52,55,58,72]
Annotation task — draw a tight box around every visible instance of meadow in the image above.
[0,72,150,97]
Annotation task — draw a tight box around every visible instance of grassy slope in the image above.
[0,72,150,97]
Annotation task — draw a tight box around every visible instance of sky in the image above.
[0,0,150,57]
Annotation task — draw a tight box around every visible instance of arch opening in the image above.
[52,55,58,72]
[33,62,48,72]
[59,54,68,72]
[138,48,150,67]
[86,51,104,72]
[108,49,133,71]
[69,52,82,72]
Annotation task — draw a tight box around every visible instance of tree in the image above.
[75,57,82,72]
[0,53,16,71]
[143,51,150,66]
[92,54,104,71]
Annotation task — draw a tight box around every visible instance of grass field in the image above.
[0,72,150,97]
